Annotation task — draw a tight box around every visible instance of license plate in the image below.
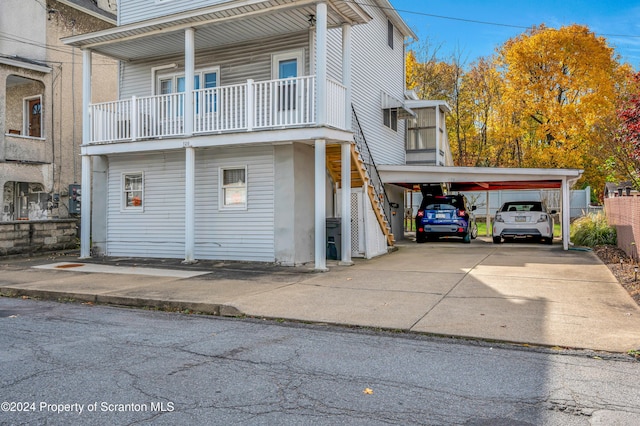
[515,216,526,222]
[436,213,446,219]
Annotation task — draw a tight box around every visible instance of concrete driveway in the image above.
[1,238,640,353]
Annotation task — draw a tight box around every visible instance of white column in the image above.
[184,28,195,136]
[340,142,353,265]
[342,23,352,130]
[80,155,92,258]
[82,49,92,146]
[184,146,196,263]
[315,139,327,270]
[434,106,441,165]
[80,49,92,258]
[316,2,327,126]
[562,178,571,250]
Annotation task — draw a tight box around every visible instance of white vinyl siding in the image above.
[119,0,228,25]
[120,33,309,99]
[106,146,275,261]
[333,3,406,165]
[107,152,186,258]
[195,146,275,261]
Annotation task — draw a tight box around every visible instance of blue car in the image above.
[415,194,478,243]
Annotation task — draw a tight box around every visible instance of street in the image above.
[1,297,639,425]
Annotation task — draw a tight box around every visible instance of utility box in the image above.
[326,218,341,260]
[69,184,81,215]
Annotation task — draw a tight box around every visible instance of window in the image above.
[157,67,219,113]
[122,173,144,211]
[220,167,247,209]
[383,108,398,131]
[387,20,394,49]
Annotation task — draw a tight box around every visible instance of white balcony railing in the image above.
[89,76,346,144]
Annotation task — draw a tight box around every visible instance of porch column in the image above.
[316,2,327,126]
[79,49,92,259]
[315,139,327,271]
[342,23,352,130]
[184,146,196,263]
[184,28,195,136]
[340,142,353,265]
[562,177,571,250]
[434,106,441,165]
[80,155,92,258]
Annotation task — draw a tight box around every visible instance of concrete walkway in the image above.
[2,238,640,353]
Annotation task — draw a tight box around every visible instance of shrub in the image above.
[570,212,617,247]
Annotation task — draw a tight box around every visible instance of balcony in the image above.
[88,76,347,144]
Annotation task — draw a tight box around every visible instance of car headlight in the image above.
[537,214,548,223]
[495,214,504,223]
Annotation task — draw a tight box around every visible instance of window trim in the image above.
[155,66,221,95]
[271,49,305,80]
[219,166,248,211]
[121,172,144,212]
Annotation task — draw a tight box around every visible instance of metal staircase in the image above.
[325,107,395,246]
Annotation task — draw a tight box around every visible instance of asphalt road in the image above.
[1,297,639,425]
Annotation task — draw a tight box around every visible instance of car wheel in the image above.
[470,223,478,239]
[543,237,553,245]
[463,233,471,244]
[492,236,502,244]
[416,234,426,244]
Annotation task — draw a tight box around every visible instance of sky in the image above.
[389,0,640,69]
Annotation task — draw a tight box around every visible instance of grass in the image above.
[405,220,562,237]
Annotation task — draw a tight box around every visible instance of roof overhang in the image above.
[378,165,584,191]
[0,56,51,74]
[373,0,417,41]
[62,0,372,61]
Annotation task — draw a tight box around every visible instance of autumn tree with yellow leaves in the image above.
[406,24,634,198]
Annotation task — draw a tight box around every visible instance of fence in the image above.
[605,195,640,261]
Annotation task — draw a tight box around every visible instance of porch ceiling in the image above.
[62,0,372,61]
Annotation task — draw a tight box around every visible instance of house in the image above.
[63,0,418,269]
[0,0,117,222]
[605,181,639,198]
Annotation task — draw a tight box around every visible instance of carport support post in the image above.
[562,177,570,250]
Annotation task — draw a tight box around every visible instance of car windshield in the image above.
[501,202,543,212]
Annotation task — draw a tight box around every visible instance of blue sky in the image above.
[389,0,640,69]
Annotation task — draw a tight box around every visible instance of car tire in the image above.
[416,234,426,244]
[492,236,502,244]
[463,233,471,244]
[470,223,478,239]
[543,237,553,245]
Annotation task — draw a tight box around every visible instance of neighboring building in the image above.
[605,181,639,198]
[64,0,420,268]
[0,0,116,221]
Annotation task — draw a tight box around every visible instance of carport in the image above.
[378,165,583,250]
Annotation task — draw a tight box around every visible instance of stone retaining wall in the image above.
[605,196,640,261]
[0,219,78,256]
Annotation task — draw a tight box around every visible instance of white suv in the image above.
[492,201,555,245]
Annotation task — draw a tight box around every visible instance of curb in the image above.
[0,287,243,317]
